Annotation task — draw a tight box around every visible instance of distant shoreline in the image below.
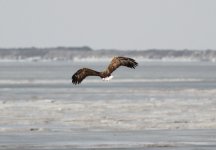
[0,46,216,62]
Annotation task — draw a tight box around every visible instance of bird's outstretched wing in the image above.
[72,68,99,84]
[106,56,138,74]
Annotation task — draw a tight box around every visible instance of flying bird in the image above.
[72,56,138,85]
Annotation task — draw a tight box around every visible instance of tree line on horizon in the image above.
[0,46,215,62]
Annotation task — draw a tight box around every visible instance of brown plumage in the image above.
[72,56,138,85]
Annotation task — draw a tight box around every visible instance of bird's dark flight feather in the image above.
[72,68,99,85]
[106,56,138,74]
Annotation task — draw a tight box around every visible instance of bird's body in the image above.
[72,56,138,84]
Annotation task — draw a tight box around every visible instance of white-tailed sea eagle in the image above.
[72,56,138,84]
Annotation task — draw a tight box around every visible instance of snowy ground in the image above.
[0,89,216,149]
[1,61,216,149]
[1,129,216,149]
[1,89,216,132]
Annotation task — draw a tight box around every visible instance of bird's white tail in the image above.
[102,75,113,81]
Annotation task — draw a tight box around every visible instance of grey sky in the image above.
[0,0,216,50]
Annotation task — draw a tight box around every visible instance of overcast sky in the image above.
[0,0,216,50]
